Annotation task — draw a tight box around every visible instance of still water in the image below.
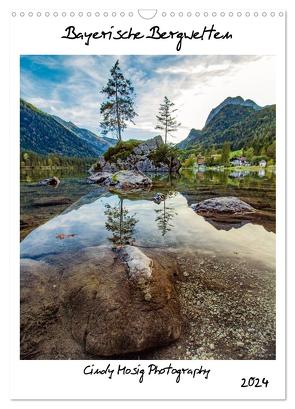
[20,169,276,268]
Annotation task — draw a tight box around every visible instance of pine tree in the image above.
[100,60,137,142]
[221,141,231,165]
[155,96,181,144]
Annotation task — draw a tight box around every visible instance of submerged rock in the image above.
[20,259,62,359]
[37,176,60,187]
[152,192,166,204]
[20,245,182,358]
[191,197,256,215]
[31,197,72,207]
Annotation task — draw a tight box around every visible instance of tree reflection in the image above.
[104,197,138,246]
[154,191,177,237]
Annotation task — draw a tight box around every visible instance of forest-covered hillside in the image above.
[20,99,116,158]
[178,97,276,154]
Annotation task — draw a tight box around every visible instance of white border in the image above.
[8,5,285,401]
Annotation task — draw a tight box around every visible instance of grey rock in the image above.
[133,135,163,155]
[87,171,112,184]
[92,135,180,174]
[136,158,156,172]
[191,197,255,215]
[109,170,152,190]
[87,170,152,190]
[37,176,60,187]
[119,245,153,280]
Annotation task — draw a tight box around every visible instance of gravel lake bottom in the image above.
[20,169,276,360]
[135,249,275,360]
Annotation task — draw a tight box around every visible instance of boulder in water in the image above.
[37,176,60,187]
[191,197,256,215]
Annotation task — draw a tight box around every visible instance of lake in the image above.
[20,168,276,360]
[20,168,276,267]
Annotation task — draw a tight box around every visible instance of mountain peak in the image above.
[205,96,261,126]
[224,96,244,103]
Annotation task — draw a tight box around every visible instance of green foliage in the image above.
[177,147,202,162]
[149,143,180,171]
[205,154,216,167]
[251,155,268,165]
[230,149,243,159]
[103,140,141,163]
[266,141,276,159]
[182,154,196,168]
[20,99,107,158]
[177,129,202,149]
[20,150,94,168]
[178,104,276,153]
[21,99,45,115]
[244,147,254,161]
[221,141,231,165]
[155,96,181,144]
[100,60,137,141]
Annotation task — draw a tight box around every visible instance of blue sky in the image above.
[20,55,275,142]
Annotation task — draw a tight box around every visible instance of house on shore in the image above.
[197,156,206,166]
[196,156,206,172]
[259,159,267,167]
[230,156,250,166]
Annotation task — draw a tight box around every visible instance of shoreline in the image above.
[136,249,275,360]
[19,170,276,360]
[20,248,275,360]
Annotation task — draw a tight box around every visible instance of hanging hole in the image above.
[138,9,157,19]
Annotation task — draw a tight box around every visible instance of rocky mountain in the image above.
[52,115,116,153]
[20,99,116,158]
[205,96,261,126]
[177,97,275,151]
[178,129,202,150]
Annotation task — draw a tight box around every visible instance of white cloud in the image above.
[21,55,275,143]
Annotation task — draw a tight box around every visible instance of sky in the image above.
[20,55,275,143]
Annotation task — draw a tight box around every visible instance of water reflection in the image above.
[20,167,87,183]
[20,190,275,268]
[154,192,178,237]
[204,218,251,231]
[229,170,250,178]
[104,198,138,246]
[20,168,276,267]
[258,169,266,177]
